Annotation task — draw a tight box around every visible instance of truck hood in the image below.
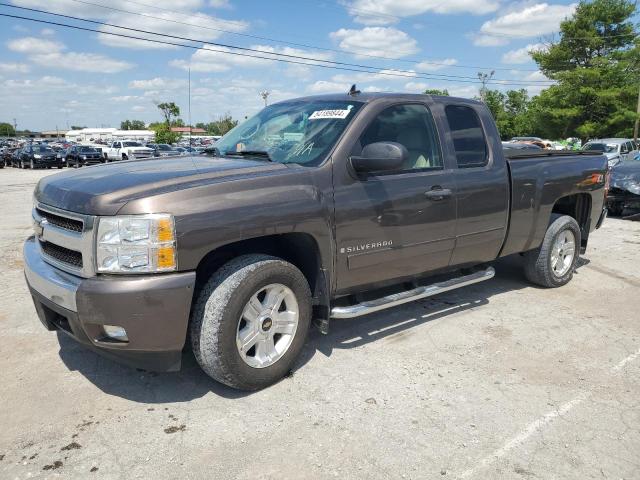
[35,156,288,215]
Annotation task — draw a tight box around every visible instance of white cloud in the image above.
[170,45,333,73]
[7,37,64,54]
[40,28,55,36]
[501,43,546,64]
[209,0,231,8]
[0,62,30,73]
[129,77,188,90]
[306,80,350,94]
[131,105,147,112]
[7,35,133,73]
[30,52,133,73]
[474,3,577,46]
[2,75,71,89]
[346,0,499,25]
[330,27,419,59]
[111,95,142,102]
[404,81,429,92]
[415,58,458,72]
[331,69,416,84]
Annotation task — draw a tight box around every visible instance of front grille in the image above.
[36,208,83,232]
[41,242,83,268]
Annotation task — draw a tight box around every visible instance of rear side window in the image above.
[445,105,488,168]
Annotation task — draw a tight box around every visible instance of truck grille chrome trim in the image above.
[330,267,495,319]
[33,203,97,278]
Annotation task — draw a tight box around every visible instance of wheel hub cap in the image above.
[236,283,299,369]
[550,230,576,277]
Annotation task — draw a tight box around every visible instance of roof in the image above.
[270,92,479,105]
[588,138,633,143]
[171,127,207,133]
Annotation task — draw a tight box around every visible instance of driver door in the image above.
[333,102,457,294]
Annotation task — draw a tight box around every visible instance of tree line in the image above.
[428,0,639,142]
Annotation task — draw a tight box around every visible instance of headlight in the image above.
[82,155,87,160]
[34,154,42,159]
[96,214,176,273]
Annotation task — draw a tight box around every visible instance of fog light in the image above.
[103,325,128,342]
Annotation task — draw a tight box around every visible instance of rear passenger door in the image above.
[441,104,509,266]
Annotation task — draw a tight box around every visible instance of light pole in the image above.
[477,71,495,102]
[633,84,640,142]
[260,90,270,107]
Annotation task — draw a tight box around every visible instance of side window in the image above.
[359,104,442,171]
[445,105,488,168]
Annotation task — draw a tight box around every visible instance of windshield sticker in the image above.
[309,109,351,120]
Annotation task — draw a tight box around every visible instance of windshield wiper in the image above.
[224,150,273,162]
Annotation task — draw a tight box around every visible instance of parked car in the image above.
[606,160,640,215]
[18,144,63,169]
[151,143,180,157]
[106,141,154,161]
[25,93,608,391]
[502,142,542,150]
[583,139,639,167]
[66,145,104,168]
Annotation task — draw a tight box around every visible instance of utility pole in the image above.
[260,90,270,107]
[634,83,640,142]
[477,71,495,102]
[188,67,192,148]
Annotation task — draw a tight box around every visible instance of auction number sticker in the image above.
[309,109,351,120]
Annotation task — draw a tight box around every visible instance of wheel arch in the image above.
[192,233,330,319]
[550,193,592,252]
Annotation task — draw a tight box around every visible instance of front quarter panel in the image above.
[117,164,335,274]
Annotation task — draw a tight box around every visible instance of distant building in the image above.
[65,128,155,142]
[170,127,207,136]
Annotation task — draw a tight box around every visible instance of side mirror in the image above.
[349,141,408,174]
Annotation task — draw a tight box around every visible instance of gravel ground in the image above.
[1,167,639,480]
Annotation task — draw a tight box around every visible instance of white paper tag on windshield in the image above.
[309,109,351,120]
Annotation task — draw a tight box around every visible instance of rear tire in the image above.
[523,214,581,288]
[190,254,311,391]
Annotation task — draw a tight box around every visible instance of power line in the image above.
[61,0,540,72]
[0,5,556,86]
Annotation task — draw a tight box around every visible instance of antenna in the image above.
[188,66,192,148]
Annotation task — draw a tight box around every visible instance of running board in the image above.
[330,267,495,319]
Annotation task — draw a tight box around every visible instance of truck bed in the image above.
[500,151,608,257]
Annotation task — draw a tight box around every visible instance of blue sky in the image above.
[0,0,579,131]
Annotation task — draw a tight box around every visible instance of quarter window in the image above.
[445,105,488,168]
[358,104,443,171]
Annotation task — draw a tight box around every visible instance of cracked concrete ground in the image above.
[1,168,638,480]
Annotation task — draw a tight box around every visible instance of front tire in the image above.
[608,203,623,216]
[190,254,311,390]
[523,214,581,288]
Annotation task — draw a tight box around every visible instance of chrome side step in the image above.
[330,267,495,319]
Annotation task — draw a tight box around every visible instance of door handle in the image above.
[424,187,452,201]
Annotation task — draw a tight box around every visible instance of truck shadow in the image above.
[55,254,590,402]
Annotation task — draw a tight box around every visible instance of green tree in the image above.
[70,125,86,130]
[0,122,16,136]
[149,122,181,144]
[530,0,639,141]
[156,102,180,125]
[424,88,450,96]
[205,113,238,136]
[120,119,146,130]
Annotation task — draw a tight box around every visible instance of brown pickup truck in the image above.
[24,93,608,390]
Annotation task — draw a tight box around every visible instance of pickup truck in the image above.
[24,93,608,390]
[105,140,154,161]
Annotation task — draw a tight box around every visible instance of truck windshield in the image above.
[123,142,142,147]
[215,100,363,165]
[583,143,617,153]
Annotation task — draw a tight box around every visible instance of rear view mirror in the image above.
[349,141,408,174]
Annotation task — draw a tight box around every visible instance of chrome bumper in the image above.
[23,236,80,312]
